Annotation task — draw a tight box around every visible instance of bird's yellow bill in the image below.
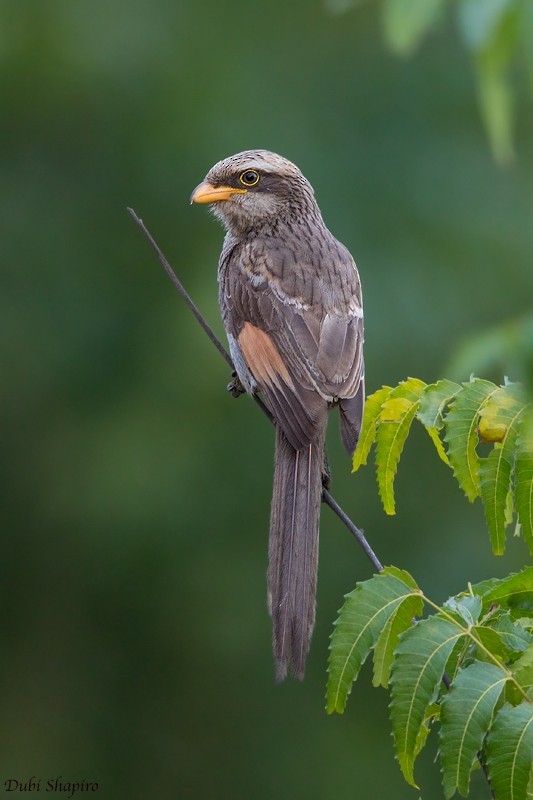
[190,182,247,204]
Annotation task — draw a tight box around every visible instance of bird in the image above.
[191,150,364,680]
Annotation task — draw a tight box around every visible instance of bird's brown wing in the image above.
[220,235,364,451]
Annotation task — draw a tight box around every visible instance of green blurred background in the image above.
[1,1,532,798]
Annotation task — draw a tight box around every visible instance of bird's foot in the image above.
[227,371,246,398]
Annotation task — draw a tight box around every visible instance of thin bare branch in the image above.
[127,207,233,369]
[322,489,383,572]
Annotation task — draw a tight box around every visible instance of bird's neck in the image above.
[220,200,326,240]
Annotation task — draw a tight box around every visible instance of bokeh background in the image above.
[2,2,532,798]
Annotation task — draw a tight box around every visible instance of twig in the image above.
[322,489,383,572]
[127,207,381,571]
[127,208,233,370]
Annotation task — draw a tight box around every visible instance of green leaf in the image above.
[489,613,533,655]
[481,567,533,611]
[445,637,472,683]
[473,624,513,663]
[373,592,424,688]
[415,703,440,763]
[417,380,462,466]
[440,661,507,798]
[444,595,482,625]
[382,0,445,57]
[513,644,533,672]
[352,385,392,471]
[513,617,533,633]
[327,567,421,714]
[444,378,501,501]
[417,379,462,429]
[478,384,528,554]
[515,411,533,554]
[486,702,533,800]
[512,645,533,695]
[471,567,533,606]
[390,616,465,787]
[375,378,426,515]
[479,447,517,553]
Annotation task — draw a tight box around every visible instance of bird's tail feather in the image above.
[268,424,326,681]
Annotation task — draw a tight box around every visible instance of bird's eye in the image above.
[239,170,260,187]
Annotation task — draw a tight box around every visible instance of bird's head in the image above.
[190,150,319,235]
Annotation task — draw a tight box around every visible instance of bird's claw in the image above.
[227,372,246,398]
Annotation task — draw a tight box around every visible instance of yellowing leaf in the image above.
[478,385,524,442]
[352,376,533,558]
[352,386,392,472]
[479,384,529,554]
[380,396,413,422]
[444,378,500,502]
[374,379,427,515]
[426,427,450,466]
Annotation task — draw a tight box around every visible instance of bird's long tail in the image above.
[268,424,326,681]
